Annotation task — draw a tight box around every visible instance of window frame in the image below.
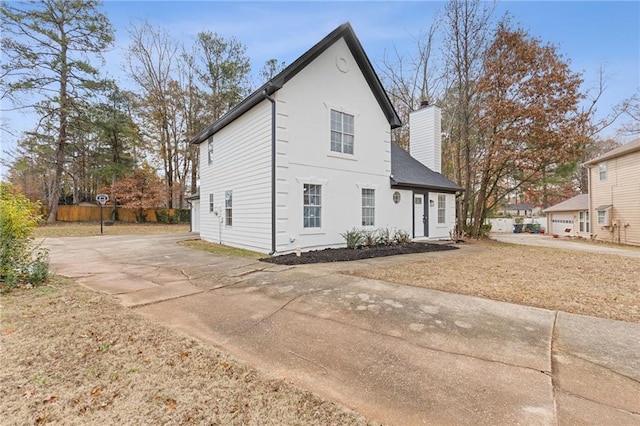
[437,194,446,224]
[361,188,375,227]
[597,210,606,225]
[207,138,214,165]
[330,109,355,155]
[598,162,607,181]
[209,193,214,213]
[225,190,232,227]
[303,184,322,229]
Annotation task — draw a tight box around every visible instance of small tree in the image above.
[0,183,49,290]
[106,165,168,222]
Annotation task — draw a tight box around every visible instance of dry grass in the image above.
[0,277,373,425]
[32,222,190,238]
[178,239,264,260]
[348,239,640,323]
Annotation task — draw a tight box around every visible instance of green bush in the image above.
[0,183,49,291]
[340,228,364,249]
[362,230,377,247]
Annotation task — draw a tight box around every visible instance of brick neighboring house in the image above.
[583,138,640,246]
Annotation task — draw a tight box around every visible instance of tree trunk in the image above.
[47,43,69,223]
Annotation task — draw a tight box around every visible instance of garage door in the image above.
[551,213,573,235]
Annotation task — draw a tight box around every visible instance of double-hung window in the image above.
[207,138,214,165]
[225,190,232,226]
[599,163,607,181]
[209,194,214,213]
[361,188,375,226]
[303,184,321,228]
[330,110,354,154]
[437,195,446,224]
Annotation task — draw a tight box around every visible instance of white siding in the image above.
[199,101,272,252]
[427,192,456,239]
[409,106,441,173]
[190,199,200,233]
[273,38,411,252]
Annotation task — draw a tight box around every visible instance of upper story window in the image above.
[598,163,607,181]
[361,188,375,227]
[303,184,322,228]
[207,138,214,165]
[330,110,354,154]
[225,190,232,226]
[437,194,446,224]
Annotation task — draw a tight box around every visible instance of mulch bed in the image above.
[260,242,459,265]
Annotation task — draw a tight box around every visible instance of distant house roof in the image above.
[543,194,588,213]
[504,203,534,211]
[390,143,462,193]
[190,22,402,145]
[583,138,640,166]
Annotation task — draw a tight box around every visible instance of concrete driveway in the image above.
[491,232,640,258]
[43,233,640,425]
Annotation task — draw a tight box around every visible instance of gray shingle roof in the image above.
[543,194,588,213]
[390,143,462,193]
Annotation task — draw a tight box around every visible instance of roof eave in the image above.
[390,180,463,193]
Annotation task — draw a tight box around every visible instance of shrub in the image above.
[392,229,411,244]
[0,183,49,290]
[479,223,492,237]
[340,228,364,249]
[362,230,377,247]
[376,227,392,246]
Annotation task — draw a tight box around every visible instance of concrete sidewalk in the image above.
[43,234,640,425]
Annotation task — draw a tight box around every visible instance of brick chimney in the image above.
[409,102,441,173]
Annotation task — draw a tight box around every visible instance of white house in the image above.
[190,23,462,254]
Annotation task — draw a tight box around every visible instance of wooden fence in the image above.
[56,205,189,223]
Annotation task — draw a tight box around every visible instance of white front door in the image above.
[414,194,426,238]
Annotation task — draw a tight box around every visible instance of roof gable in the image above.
[583,138,640,165]
[543,193,588,213]
[390,143,462,193]
[190,22,401,145]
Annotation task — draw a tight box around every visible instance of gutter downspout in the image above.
[263,88,277,255]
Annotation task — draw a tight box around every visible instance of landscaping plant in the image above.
[0,183,49,290]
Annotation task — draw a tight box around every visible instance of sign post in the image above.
[96,194,109,235]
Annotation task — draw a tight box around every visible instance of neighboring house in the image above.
[186,193,200,233]
[190,23,461,254]
[498,203,537,217]
[583,138,640,246]
[542,194,589,237]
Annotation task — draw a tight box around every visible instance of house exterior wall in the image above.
[272,38,411,252]
[198,101,272,252]
[191,199,200,233]
[588,150,640,245]
[426,192,456,239]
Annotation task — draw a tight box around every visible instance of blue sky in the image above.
[2,1,639,176]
